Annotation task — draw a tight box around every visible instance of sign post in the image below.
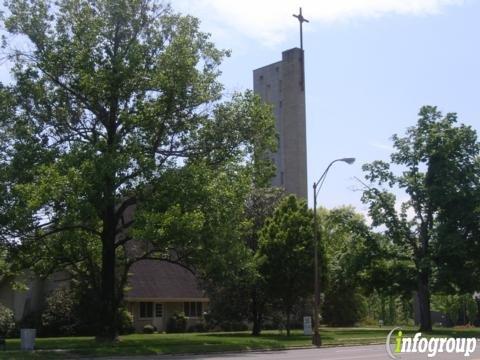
[303,316,312,336]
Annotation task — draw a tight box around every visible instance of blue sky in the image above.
[175,0,480,214]
[1,1,479,215]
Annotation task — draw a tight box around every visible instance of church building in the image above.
[253,47,308,199]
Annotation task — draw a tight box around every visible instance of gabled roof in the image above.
[125,260,208,301]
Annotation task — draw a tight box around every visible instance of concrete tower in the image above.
[253,47,308,199]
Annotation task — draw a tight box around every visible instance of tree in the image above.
[0,0,276,340]
[244,187,285,335]
[199,187,285,335]
[258,195,314,336]
[321,207,373,326]
[361,106,479,331]
[318,206,413,326]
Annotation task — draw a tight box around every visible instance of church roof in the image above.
[125,260,207,301]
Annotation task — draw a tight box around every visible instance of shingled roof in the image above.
[125,260,208,301]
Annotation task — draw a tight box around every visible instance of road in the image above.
[97,344,480,360]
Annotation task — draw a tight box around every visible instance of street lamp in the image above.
[312,157,355,347]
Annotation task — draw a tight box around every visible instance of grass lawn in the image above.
[2,327,480,359]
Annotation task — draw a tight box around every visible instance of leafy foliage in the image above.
[321,207,370,326]
[361,106,480,331]
[166,313,187,333]
[41,287,77,336]
[142,324,155,334]
[0,303,15,337]
[0,0,276,339]
[258,195,314,335]
[201,187,285,335]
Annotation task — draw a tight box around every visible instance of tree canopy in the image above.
[361,106,480,331]
[258,195,314,335]
[0,0,276,340]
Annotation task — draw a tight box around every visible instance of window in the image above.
[184,302,203,317]
[139,302,153,318]
[155,303,163,317]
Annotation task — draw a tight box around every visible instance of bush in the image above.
[40,287,77,336]
[0,304,15,337]
[70,282,101,336]
[187,322,207,333]
[143,324,156,334]
[166,313,187,333]
[39,284,102,336]
[118,308,135,335]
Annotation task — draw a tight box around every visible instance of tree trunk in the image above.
[96,106,120,342]
[417,270,432,332]
[388,296,396,325]
[96,195,119,341]
[286,310,291,336]
[252,312,262,336]
[380,295,386,324]
[251,290,263,336]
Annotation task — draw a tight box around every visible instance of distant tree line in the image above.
[203,106,480,335]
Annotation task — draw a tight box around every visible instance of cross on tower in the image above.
[293,7,309,50]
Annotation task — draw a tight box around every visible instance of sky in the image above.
[174,0,480,214]
[1,0,479,215]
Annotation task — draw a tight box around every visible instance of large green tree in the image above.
[243,187,285,335]
[200,187,285,336]
[320,207,415,326]
[0,0,276,340]
[321,207,376,326]
[258,195,314,336]
[361,106,479,331]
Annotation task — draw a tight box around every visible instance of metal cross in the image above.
[293,7,309,50]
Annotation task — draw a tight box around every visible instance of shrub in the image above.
[187,322,207,333]
[143,324,156,334]
[40,284,101,336]
[166,313,187,333]
[70,283,101,336]
[0,304,15,337]
[40,287,77,336]
[118,308,135,335]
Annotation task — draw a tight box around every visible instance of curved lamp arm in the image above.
[313,157,355,198]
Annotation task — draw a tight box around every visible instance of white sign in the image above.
[303,316,312,336]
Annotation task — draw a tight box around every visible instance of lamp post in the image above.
[312,157,355,347]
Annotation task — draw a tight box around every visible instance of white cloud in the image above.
[369,142,394,152]
[174,0,464,45]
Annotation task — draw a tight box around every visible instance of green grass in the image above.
[2,327,480,359]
